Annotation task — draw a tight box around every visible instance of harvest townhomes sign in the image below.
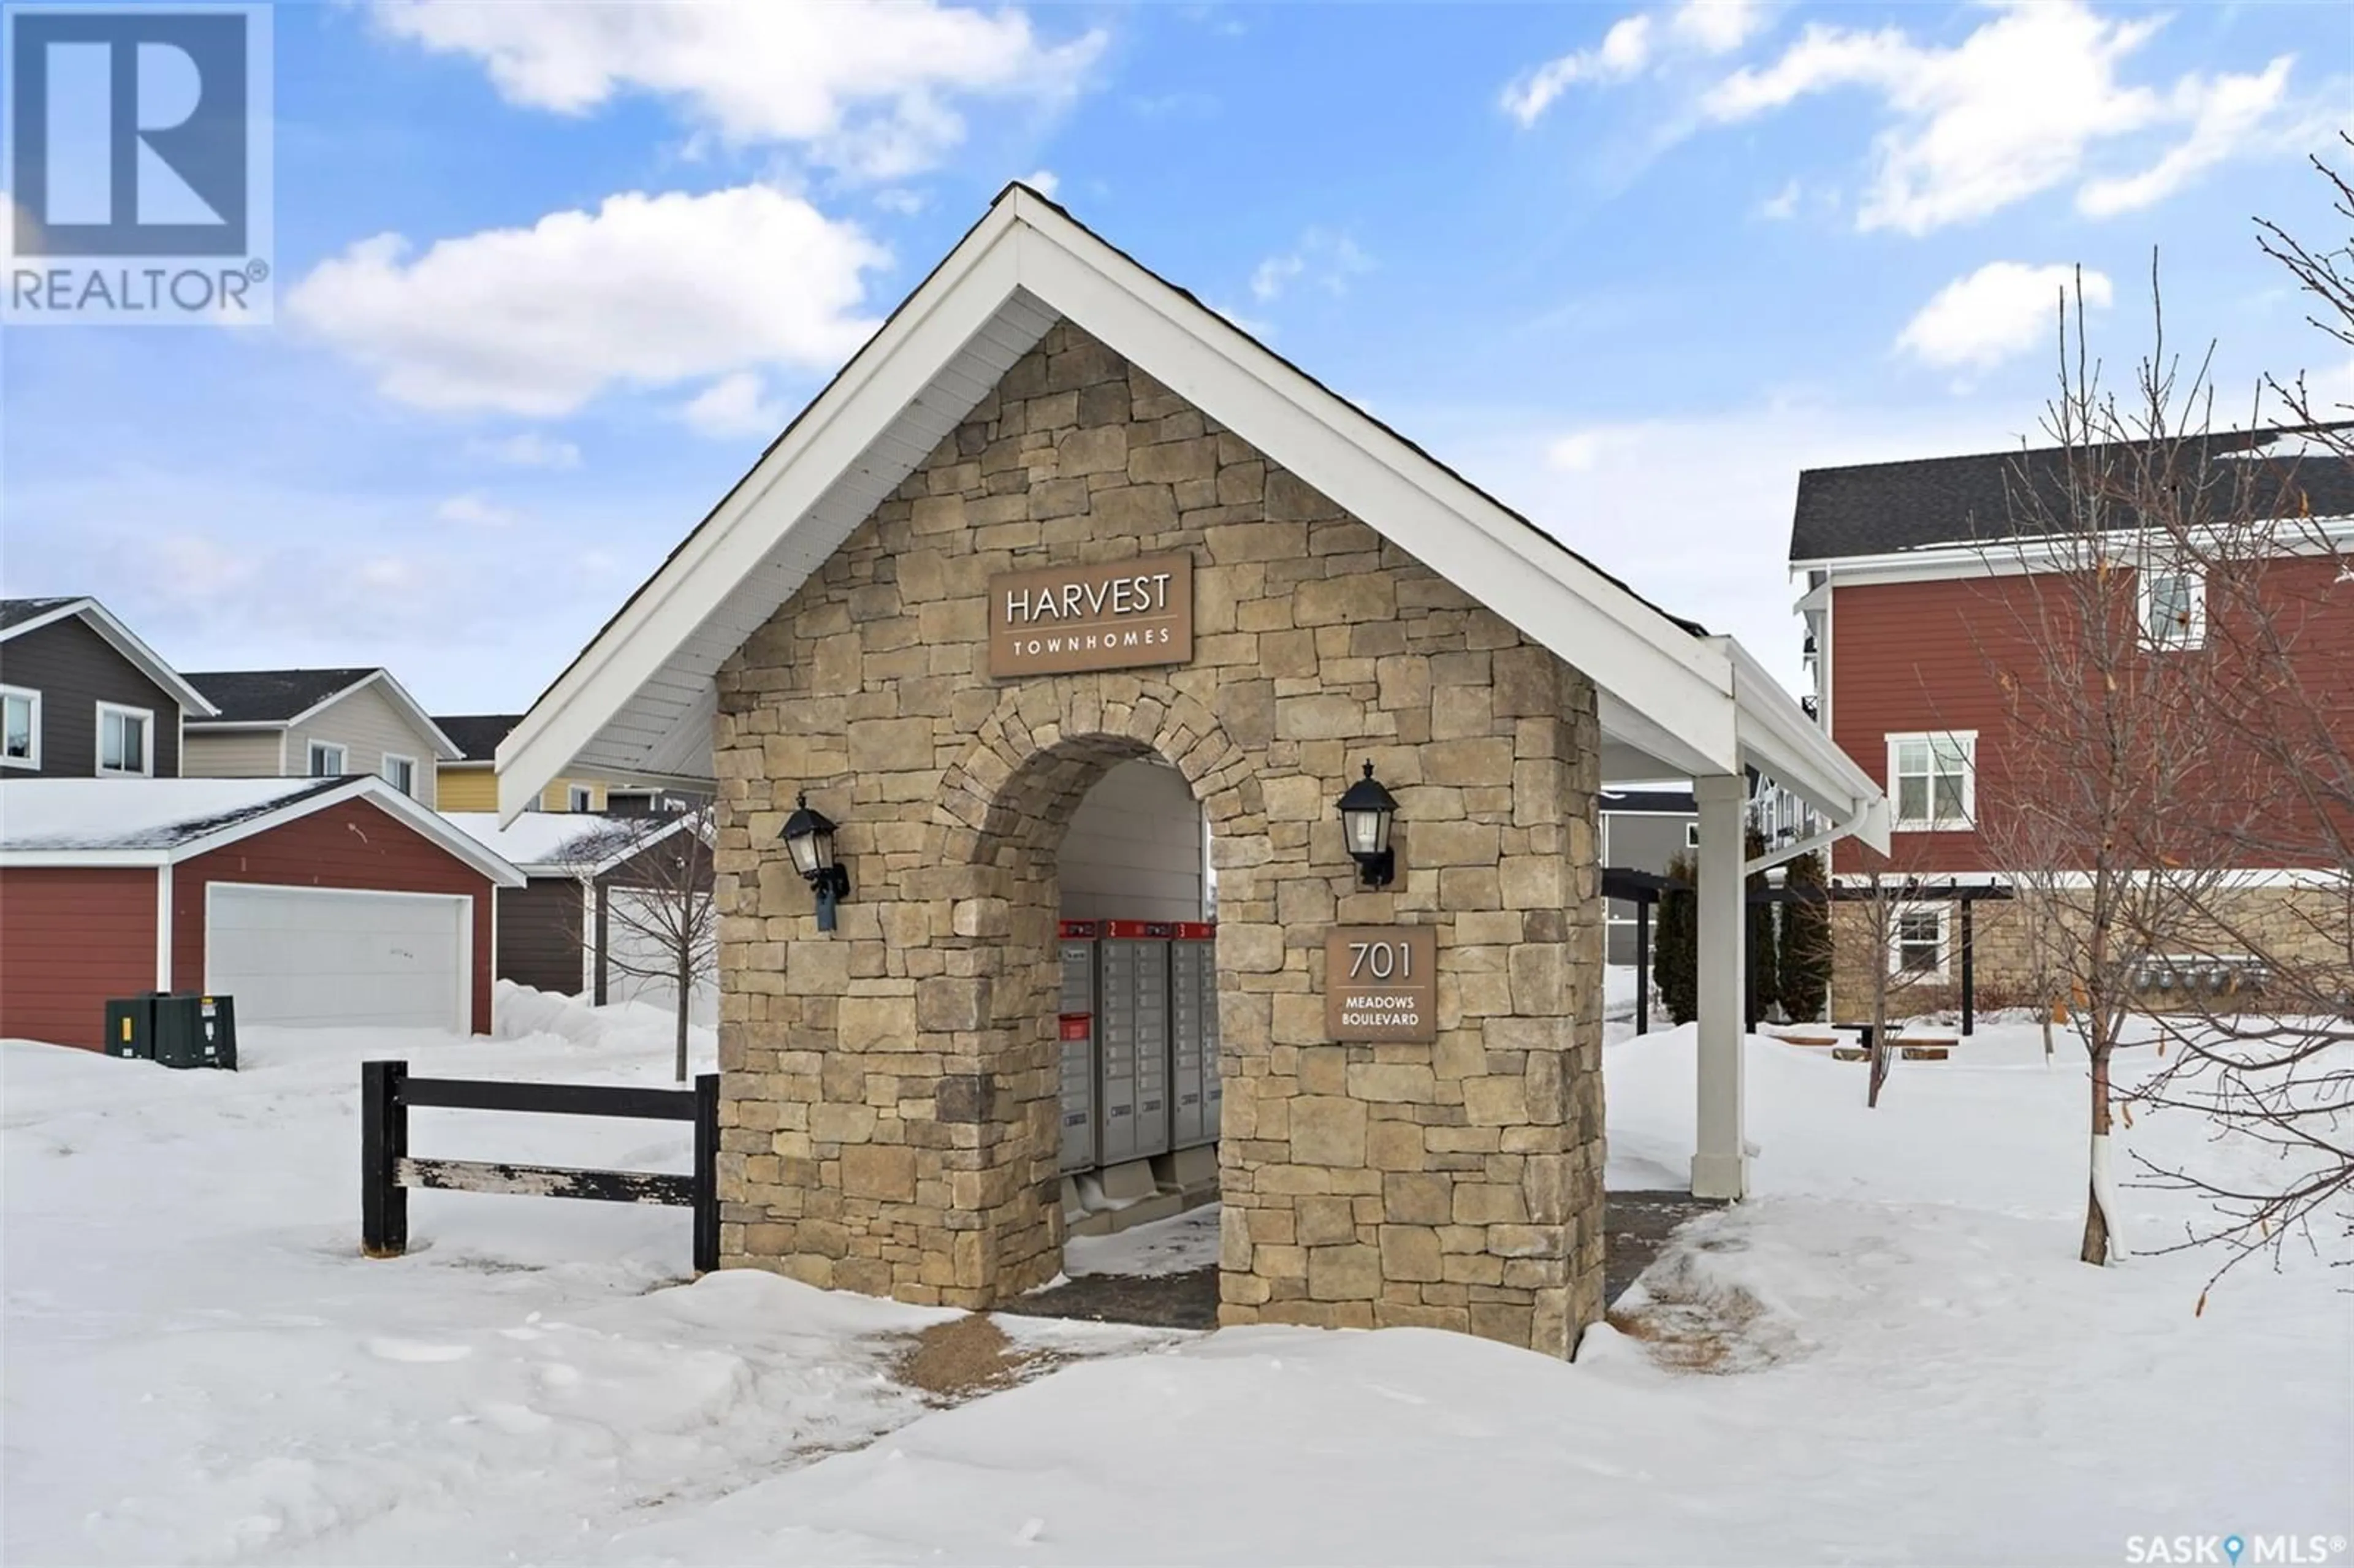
[988,552,1194,677]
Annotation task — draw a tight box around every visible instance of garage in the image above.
[0,776,523,1049]
[205,885,472,1033]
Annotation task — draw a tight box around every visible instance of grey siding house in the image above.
[0,598,218,778]
[181,668,460,807]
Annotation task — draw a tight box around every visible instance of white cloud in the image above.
[1503,0,1763,126]
[436,492,526,527]
[1022,168,1061,198]
[1669,0,1767,55]
[680,371,787,439]
[288,185,887,418]
[1249,229,1373,303]
[466,432,580,469]
[1756,178,1800,220]
[370,0,1104,179]
[1702,2,2315,234]
[2077,56,2295,218]
[1897,262,2114,373]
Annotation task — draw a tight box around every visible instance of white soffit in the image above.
[503,187,1876,839]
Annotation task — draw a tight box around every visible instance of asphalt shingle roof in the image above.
[1789,432,2354,563]
[0,777,347,850]
[183,668,379,725]
[0,596,85,633]
[432,714,523,763]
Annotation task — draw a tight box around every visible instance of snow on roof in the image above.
[0,777,345,851]
[436,811,679,874]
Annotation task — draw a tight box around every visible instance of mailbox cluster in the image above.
[1054,919,1220,1174]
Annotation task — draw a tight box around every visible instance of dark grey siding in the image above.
[495,877,587,995]
[0,617,186,777]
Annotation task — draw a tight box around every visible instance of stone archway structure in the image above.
[710,321,1610,1354]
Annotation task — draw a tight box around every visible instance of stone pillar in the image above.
[1691,772,1749,1200]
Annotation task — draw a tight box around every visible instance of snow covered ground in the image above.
[6,991,2348,1565]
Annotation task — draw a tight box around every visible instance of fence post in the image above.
[362,1059,409,1257]
[692,1071,720,1274]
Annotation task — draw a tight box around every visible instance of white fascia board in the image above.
[1009,209,1738,767]
[1795,514,2354,580]
[1718,637,1890,852]
[150,777,528,886]
[495,208,1028,823]
[360,669,468,761]
[3,599,222,717]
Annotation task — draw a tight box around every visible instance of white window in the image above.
[308,740,348,777]
[1886,731,1976,831]
[0,685,38,768]
[568,783,594,812]
[1685,822,1700,849]
[2139,563,2206,649]
[96,702,152,776]
[1892,907,1948,980]
[381,753,417,796]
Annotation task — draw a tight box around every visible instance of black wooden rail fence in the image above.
[362,1060,719,1272]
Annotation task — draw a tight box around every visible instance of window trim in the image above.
[308,739,349,777]
[2138,560,2207,650]
[381,752,418,797]
[1885,729,1977,832]
[95,701,154,777]
[568,783,595,812]
[0,684,40,769]
[1889,904,1949,981]
[1685,821,1700,849]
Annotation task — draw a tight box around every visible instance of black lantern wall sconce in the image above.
[782,793,852,932]
[1336,760,1398,888]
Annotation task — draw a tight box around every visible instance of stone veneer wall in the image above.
[709,321,1608,1356]
[1827,886,2348,1020]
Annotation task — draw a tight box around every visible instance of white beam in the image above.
[1692,772,1750,1200]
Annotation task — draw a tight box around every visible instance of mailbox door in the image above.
[1169,929,1209,1147]
[1056,926,1099,1172]
[1097,935,1141,1163]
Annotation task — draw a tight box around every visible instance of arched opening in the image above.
[928,720,1232,1301]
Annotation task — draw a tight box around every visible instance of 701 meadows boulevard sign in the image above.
[987,552,1194,678]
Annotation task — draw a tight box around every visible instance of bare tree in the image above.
[1830,853,1950,1109]
[1970,270,2254,1266]
[2098,140,2354,1284]
[564,804,718,1084]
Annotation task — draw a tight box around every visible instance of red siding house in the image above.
[1789,430,2354,1005]
[0,777,524,1049]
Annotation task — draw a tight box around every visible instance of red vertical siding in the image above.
[0,867,158,1049]
[172,799,497,1033]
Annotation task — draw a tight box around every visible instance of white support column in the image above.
[1692,772,1750,1200]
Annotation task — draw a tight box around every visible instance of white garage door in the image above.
[206,885,469,1032]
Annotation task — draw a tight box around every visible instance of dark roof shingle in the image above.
[0,596,85,633]
[183,668,379,725]
[1789,432,2354,562]
[433,714,523,762]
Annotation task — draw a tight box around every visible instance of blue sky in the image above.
[3,0,2345,712]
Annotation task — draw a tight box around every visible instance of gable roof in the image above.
[183,668,463,760]
[497,184,1886,850]
[439,809,707,877]
[0,775,525,883]
[1789,432,2354,563]
[0,596,220,715]
[433,714,523,763]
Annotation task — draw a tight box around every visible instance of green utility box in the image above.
[102,994,164,1060]
[154,994,237,1070]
